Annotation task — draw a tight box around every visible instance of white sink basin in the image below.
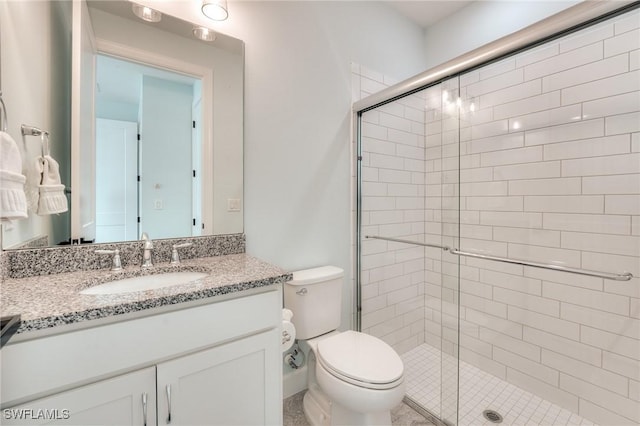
[80,271,208,295]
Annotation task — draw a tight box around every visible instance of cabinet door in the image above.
[3,367,156,426]
[157,328,281,426]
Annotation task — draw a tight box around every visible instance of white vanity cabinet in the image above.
[4,367,157,425]
[157,329,280,425]
[1,288,282,426]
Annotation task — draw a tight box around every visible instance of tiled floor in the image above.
[402,344,597,426]
[283,390,434,426]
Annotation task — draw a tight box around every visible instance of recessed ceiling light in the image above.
[131,3,162,23]
[193,26,216,42]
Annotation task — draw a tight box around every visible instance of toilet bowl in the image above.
[308,330,405,425]
[284,266,406,425]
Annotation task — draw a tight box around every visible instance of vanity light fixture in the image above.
[193,26,216,42]
[131,3,162,23]
[201,0,228,21]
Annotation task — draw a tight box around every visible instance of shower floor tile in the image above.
[402,344,597,426]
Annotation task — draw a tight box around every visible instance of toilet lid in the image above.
[316,331,404,387]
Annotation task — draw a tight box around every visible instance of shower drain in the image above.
[482,410,503,423]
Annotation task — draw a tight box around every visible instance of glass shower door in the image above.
[453,8,639,424]
[357,76,461,425]
[357,5,639,426]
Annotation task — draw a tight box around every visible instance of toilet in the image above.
[284,266,405,426]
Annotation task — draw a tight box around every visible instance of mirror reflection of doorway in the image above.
[95,54,201,243]
[95,118,137,242]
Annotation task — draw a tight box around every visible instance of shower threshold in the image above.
[402,344,597,426]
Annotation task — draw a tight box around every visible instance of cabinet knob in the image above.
[142,393,148,426]
[166,384,172,424]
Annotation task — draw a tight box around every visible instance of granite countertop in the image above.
[0,253,292,335]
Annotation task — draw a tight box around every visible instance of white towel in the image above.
[35,155,68,215]
[0,131,28,221]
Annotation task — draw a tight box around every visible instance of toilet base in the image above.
[330,402,392,425]
[303,383,331,426]
[302,383,393,426]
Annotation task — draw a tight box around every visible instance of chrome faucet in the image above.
[141,232,154,268]
[170,242,193,265]
[96,248,122,272]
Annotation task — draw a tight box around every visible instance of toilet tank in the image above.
[284,266,344,340]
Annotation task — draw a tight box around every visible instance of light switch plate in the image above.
[227,198,241,212]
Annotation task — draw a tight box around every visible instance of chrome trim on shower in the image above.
[354,108,363,332]
[365,235,634,282]
[365,235,452,251]
[353,1,638,114]
[447,248,634,282]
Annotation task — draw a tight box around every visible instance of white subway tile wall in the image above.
[354,63,429,355]
[354,7,640,426]
[452,9,640,425]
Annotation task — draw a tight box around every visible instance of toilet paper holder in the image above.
[282,308,296,352]
[282,329,293,345]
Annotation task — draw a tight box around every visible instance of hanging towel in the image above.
[35,154,68,215]
[0,131,28,221]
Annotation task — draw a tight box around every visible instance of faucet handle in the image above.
[141,232,153,248]
[96,249,123,272]
[170,243,193,265]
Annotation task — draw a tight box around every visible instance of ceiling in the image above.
[96,1,476,106]
[385,0,475,28]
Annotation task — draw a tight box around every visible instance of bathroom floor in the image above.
[402,344,597,426]
[283,391,434,426]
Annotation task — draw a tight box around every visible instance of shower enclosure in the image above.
[354,2,639,425]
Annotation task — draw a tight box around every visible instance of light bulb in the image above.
[202,0,228,21]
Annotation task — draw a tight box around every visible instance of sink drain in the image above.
[482,410,503,423]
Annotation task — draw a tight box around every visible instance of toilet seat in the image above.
[316,330,404,390]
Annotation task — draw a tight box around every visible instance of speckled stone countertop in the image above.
[0,253,292,335]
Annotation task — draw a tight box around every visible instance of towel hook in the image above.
[21,124,48,137]
[20,124,51,157]
[0,91,8,132]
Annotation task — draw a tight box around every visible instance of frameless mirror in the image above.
[0,0,244,249]
[0,0,72,249]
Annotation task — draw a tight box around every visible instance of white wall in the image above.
[236,1,428,328]
[132,0,588,337]
[96,100,139,122]
[0,0,71,248]
[423,0,581,70]
[138,0,429,330]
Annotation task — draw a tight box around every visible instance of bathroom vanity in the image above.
[0,252,290,425]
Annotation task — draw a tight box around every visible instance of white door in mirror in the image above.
[80,272,208,295]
